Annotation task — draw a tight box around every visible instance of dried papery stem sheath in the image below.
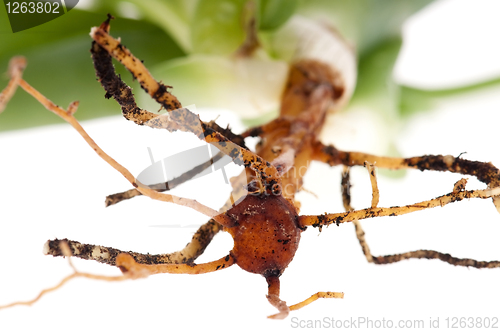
[235,0,260,57]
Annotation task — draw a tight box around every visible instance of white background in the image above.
[1,0,500,331]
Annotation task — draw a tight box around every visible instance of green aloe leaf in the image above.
[259,0,298,30]
[399,78,500,118]
[189,0,299,55]
[81,0,196,52]
[349,39,402,121]
[190,0,248,55]
[4,0,499,135]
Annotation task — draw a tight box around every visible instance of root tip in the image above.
[42,240,50,255]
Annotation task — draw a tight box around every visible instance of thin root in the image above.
[11,75,235,228]
[364,161,379,208]
[300,185,500,228]
[105,151,225,207]
[266,275,343,319]
[90,22,281,192]
[116,252,235,279]
[340,167,499,268]
[288,292,344,312]
[0,241,126,310]
[341,166,374,263]
[0,56,26,114]
[45,219,223,266]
